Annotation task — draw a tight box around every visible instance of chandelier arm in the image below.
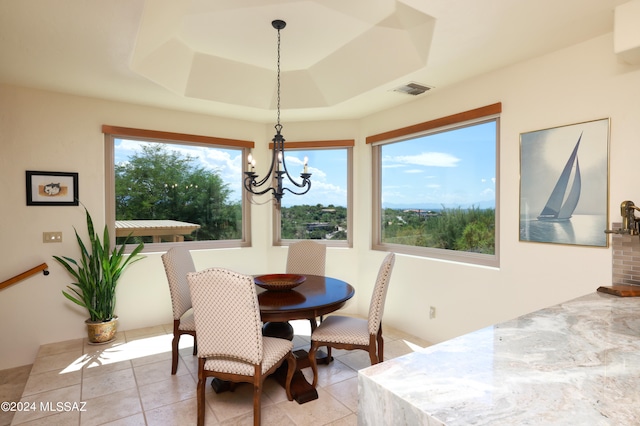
[281,165,312,188]
[244,175,276,196]
[247,134,279,189]
[251,156,277,187]
[282,180,312,196]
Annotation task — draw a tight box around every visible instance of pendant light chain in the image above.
[276,25,282,132]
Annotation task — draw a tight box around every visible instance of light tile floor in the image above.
[5,319,430,425]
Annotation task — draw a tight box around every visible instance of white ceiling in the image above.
[0,0,629,123]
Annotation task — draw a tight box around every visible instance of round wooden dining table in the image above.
[256,274,355,337]
[258,274,354,404]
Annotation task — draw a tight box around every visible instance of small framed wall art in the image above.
[26,170,79,206]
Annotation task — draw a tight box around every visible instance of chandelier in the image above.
[243,19,312,203]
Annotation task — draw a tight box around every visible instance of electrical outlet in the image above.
[43,231,62,243]
[429,306,436,319]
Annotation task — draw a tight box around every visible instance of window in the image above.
[273,140,353,247]
[103,126,253,251]
[369,104,501,267]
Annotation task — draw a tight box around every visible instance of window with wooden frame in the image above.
[272,139,354,248]
[103,125,253,251]
[369,103,501,267]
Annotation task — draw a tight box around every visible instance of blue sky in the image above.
[115,121,496,209]
[274,148,347,208]
[381,121,496,209]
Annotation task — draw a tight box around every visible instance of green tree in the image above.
[381,206,495,254]
[280,204,348,240]
[115,144,241,242]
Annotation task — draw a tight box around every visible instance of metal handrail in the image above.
[0,263,49,291]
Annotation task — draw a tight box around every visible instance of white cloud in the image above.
[480,188,495,197]
[391,152,460,167]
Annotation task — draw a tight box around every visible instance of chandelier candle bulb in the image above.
[247,153,256,171]
[304,156,308,174]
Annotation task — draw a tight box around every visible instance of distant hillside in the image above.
[382,200,495,210]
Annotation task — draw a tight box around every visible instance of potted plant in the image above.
[54,207,144,344]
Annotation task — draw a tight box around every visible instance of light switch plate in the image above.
[43,231,62,243]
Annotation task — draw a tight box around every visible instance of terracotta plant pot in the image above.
[85,317,118,344]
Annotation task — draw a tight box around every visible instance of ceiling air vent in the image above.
[392,82,432,96]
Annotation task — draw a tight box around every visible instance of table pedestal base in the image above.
[262,321,294,341]
[274,349,317,403]
[211,321,333,404]
[210,377,232,393]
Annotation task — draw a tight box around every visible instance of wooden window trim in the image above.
[268,139,355,149]
[102,125,254,148]
[366,103,502,144]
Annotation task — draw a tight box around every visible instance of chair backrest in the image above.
[367,253,395,335]
[188,267,263,364]
[286,240,326,276]
[161,247,197,320]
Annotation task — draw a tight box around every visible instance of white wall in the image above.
[358,33,640,342]
[1,32,639,370]
[0,90,269,369]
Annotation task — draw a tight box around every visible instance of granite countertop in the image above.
[358,292,640,425]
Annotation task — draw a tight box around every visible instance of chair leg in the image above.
[192,336,197,356]
[368,333,379,365]
[253,385,261,426]
[377,327,384,362]
[368,348,378,365]
[253,368,262,426]
[308,341,320,388]
[196,359,206,426]
[171,334,180,375]
[285,352,296,401]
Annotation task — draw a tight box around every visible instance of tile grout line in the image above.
[127,333,148,426]
[7,322,430,425]
[78,341,84,426]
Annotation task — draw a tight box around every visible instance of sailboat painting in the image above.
[537,134,581,221]
[520,118,609,247]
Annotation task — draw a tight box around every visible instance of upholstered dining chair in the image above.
[188,267,296,426]
[161,246,197,375]
[286,240,327,327]
[286,240,326,277]
[308,252,395,387]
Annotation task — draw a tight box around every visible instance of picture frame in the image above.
[519,118,609,247]
[26,170,79,206]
